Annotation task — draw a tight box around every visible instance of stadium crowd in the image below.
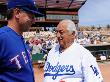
[23,27,110,56]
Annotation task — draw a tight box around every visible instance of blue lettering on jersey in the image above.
[44,62,75,80]
[90,65,99,76]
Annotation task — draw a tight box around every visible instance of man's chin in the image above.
[22,26,30,32]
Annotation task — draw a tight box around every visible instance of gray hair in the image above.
[59,19,77,35]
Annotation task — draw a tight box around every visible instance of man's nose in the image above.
[56,32,61,38]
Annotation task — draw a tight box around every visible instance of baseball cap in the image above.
[7,0,44,17]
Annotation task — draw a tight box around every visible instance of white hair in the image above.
[59,19,77,35]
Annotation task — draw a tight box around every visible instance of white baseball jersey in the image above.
[44,42,103,82]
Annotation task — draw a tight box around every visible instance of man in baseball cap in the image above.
[0,0,43,82]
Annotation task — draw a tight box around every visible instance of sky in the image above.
[79,0,110,26]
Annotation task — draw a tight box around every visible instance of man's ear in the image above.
[72,31,75,36]
[72,31,76,38]
[13,8,21,19]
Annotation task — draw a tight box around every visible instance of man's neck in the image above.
[59,41,74,53]
[7,20,22,35]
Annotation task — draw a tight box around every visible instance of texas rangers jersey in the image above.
[44,42,103,82]
[0,26,34,82]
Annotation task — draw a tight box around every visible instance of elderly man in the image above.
[44,19,103,82]
[0,0,43,82]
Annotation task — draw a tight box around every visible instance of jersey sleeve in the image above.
[0,38,1,59]
[82,50,103,82]
[0,32,7,60]
[0,35,4,59]
[0,29,6,59]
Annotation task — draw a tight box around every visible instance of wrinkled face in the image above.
[15,9,35,32]
[56,23,74,47]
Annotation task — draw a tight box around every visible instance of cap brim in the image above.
[22,7,44,17]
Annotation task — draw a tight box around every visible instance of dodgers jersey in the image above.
[44,42,103,82]
[0,26,34,82]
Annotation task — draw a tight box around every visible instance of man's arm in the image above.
[82,50,103,82]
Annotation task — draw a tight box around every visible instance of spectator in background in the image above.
[32,39,42,55]
[41,41,48,55]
